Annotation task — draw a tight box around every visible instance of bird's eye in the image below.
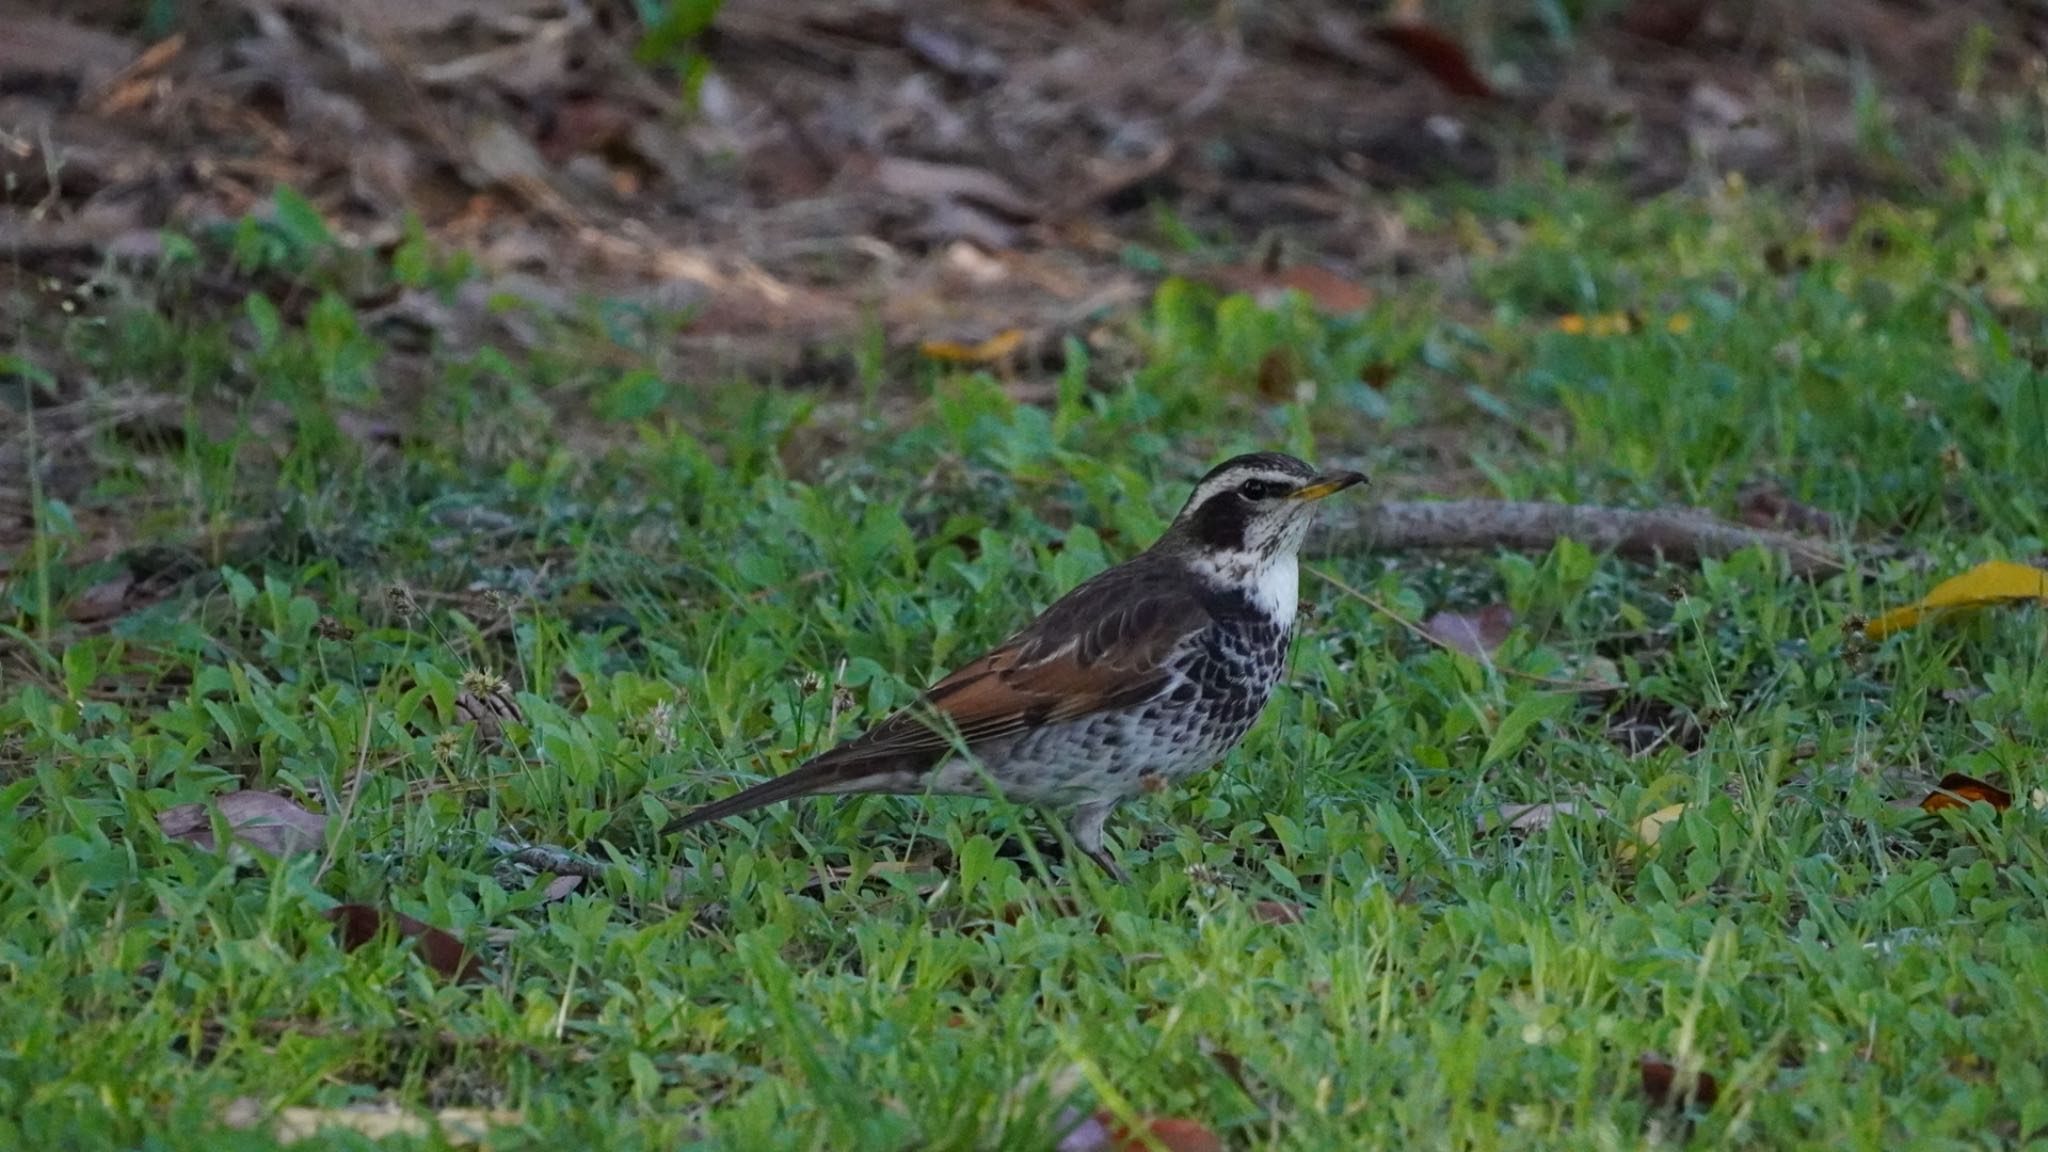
[1238,479,1282,500]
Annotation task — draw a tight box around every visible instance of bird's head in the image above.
[1159,452,1368,588]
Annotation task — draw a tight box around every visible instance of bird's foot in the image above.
[1082,844,1131,883]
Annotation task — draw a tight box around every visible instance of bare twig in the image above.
[1314,500,1852,577]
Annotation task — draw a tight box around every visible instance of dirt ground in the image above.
[2,0,2044,387]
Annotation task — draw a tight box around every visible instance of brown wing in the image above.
[662,555,1208,834]
[822,554,1209,766]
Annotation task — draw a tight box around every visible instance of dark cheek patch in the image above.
[1191,496,1251,551]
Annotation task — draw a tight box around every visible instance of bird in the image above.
[663,452,1367,878]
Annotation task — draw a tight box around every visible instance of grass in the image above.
[4,139,2048,1150]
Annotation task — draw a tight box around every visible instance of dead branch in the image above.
[1315,500,1850,577]
[487,838,623,882]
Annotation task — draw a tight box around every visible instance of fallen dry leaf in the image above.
[222,1098,521,1145]
[1639,1053,1720,1111]
[1372,20,1494,99]
[1919,772,2014,814]
[1250,899,1306,925]
[1481,802,1603,837]
[1204,263,1375,316]
[1254,348,1306,401]
[1421,603,1515,658]
[1863,560,2048,640]
[158,791,328,858]
[65,571,136,623]
[538,873,584,902]
[1618,803,1688,862]
[325,904,484,982]
[920,328,1028,366]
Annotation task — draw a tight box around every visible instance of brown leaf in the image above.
[1250,899,1305,925]
[1255,349,1301,401]
[1920,772,2013,814]
[1372,21,1494,99]
[66,571,135,623]
[158,791,328,858]
[325,904,485,983]
[1639,1053,1720,1111]
[1421,603,1514,658]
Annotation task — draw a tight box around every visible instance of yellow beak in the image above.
[1290,470,1369,501]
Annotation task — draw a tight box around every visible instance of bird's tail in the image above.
[660,753,888,836]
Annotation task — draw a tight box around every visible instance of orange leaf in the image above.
[1372,21,1494,98]
[1864,560,2048,639]
[1919,772,2013,814]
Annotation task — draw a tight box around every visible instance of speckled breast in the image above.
[985,611,1292,805]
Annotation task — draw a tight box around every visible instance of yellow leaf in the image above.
[1556,314,1588,335]
[1619,803,1687,862]
[919,328,1027,365]
[1590,312,1632,337]
[1863,560,2048,640]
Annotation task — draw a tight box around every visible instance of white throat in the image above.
[1189,550,1300,627]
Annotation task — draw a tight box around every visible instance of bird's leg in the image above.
[1065,801,1128,882]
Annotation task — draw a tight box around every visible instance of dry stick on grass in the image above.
[1314,500,1850,578]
